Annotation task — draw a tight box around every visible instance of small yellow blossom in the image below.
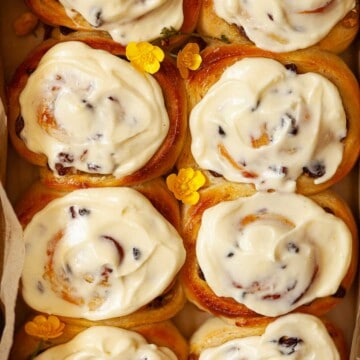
[126,41,165,74]
[176,43,202,79]
[166,168,206,205]
[25,315,65,340]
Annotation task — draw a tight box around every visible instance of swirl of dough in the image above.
[198,314,340,359]
[213,0,355,52]
[19,41,170,178]
[58,0,184,44]
[34,326,177,359]
[21,187,185,320]
[190,57,346,192]
[196,192,352,316]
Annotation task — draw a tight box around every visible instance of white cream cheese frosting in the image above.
[58,0,184,45]
[213,0,356,52]
[19,41,170,178]
[196,191,352,317]
[197,314,340,360]
[34,326,177,359]
[21,187,185,320]
[190,57,346,192]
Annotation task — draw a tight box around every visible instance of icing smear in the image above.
[19,41,169,178]
[196,314,340,360]
[34,326,177,359]
[190,57,346,192]
[21,187,185,320]
[196,191,352,316]
[58,0,184,45]
[213,0,356,52]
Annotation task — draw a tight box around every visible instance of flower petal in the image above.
[152,45,165,62]
[166,168,205,205]
[125,41,139,60]
[143,59,161,75]
[183,191,200,205]
[25,315,65,340]
[188,53,202,71]
[126,42,164,74]
[192,170,206,188]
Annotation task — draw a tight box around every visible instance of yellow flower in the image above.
[25,315,65,340]
[176,43,202,79]
[166,168,206,205]
[126,41,165,74]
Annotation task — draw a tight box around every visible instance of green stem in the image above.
[154,27,230,46]
[29,339,44,360]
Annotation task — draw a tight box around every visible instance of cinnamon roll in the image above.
[16,179,186,327]
[10,320,188,360]
[25,0,201,47]
[181,182,358,323]
[189,314,347,359]
[8,33,187,189]
[197,0,359,53]
[178,44,360,195]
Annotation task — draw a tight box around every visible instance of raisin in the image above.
[133,247,141,260]
[58,152,74,163]
[218,126,226,136]
[93,9,103,27]
[278,336,303,355]
[269,165,288,176]
[263,293,281,300]
[79,208,91,216]
[101,266,113,283]
[15,115,25,138]
[65,263,72,274]
[285,63,298,73]
[69,206,77,219]
[37,281,44,293]
[92,133,103,140]
[303,161,326,178]
[55,163,72,176]
[281,113,298,135]
[87,163,101,172]
[332,285,346,298]
[82,99,94,110]
[287,242,299,253]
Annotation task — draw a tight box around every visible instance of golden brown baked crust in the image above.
[15,178,186,328]
[189,315,348,360]
[177,44,360,195]
[180,181,358,325]
[197,0,359,54]
[8,32,187,190]
[25,0,202,49]
[10,320,188,360]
